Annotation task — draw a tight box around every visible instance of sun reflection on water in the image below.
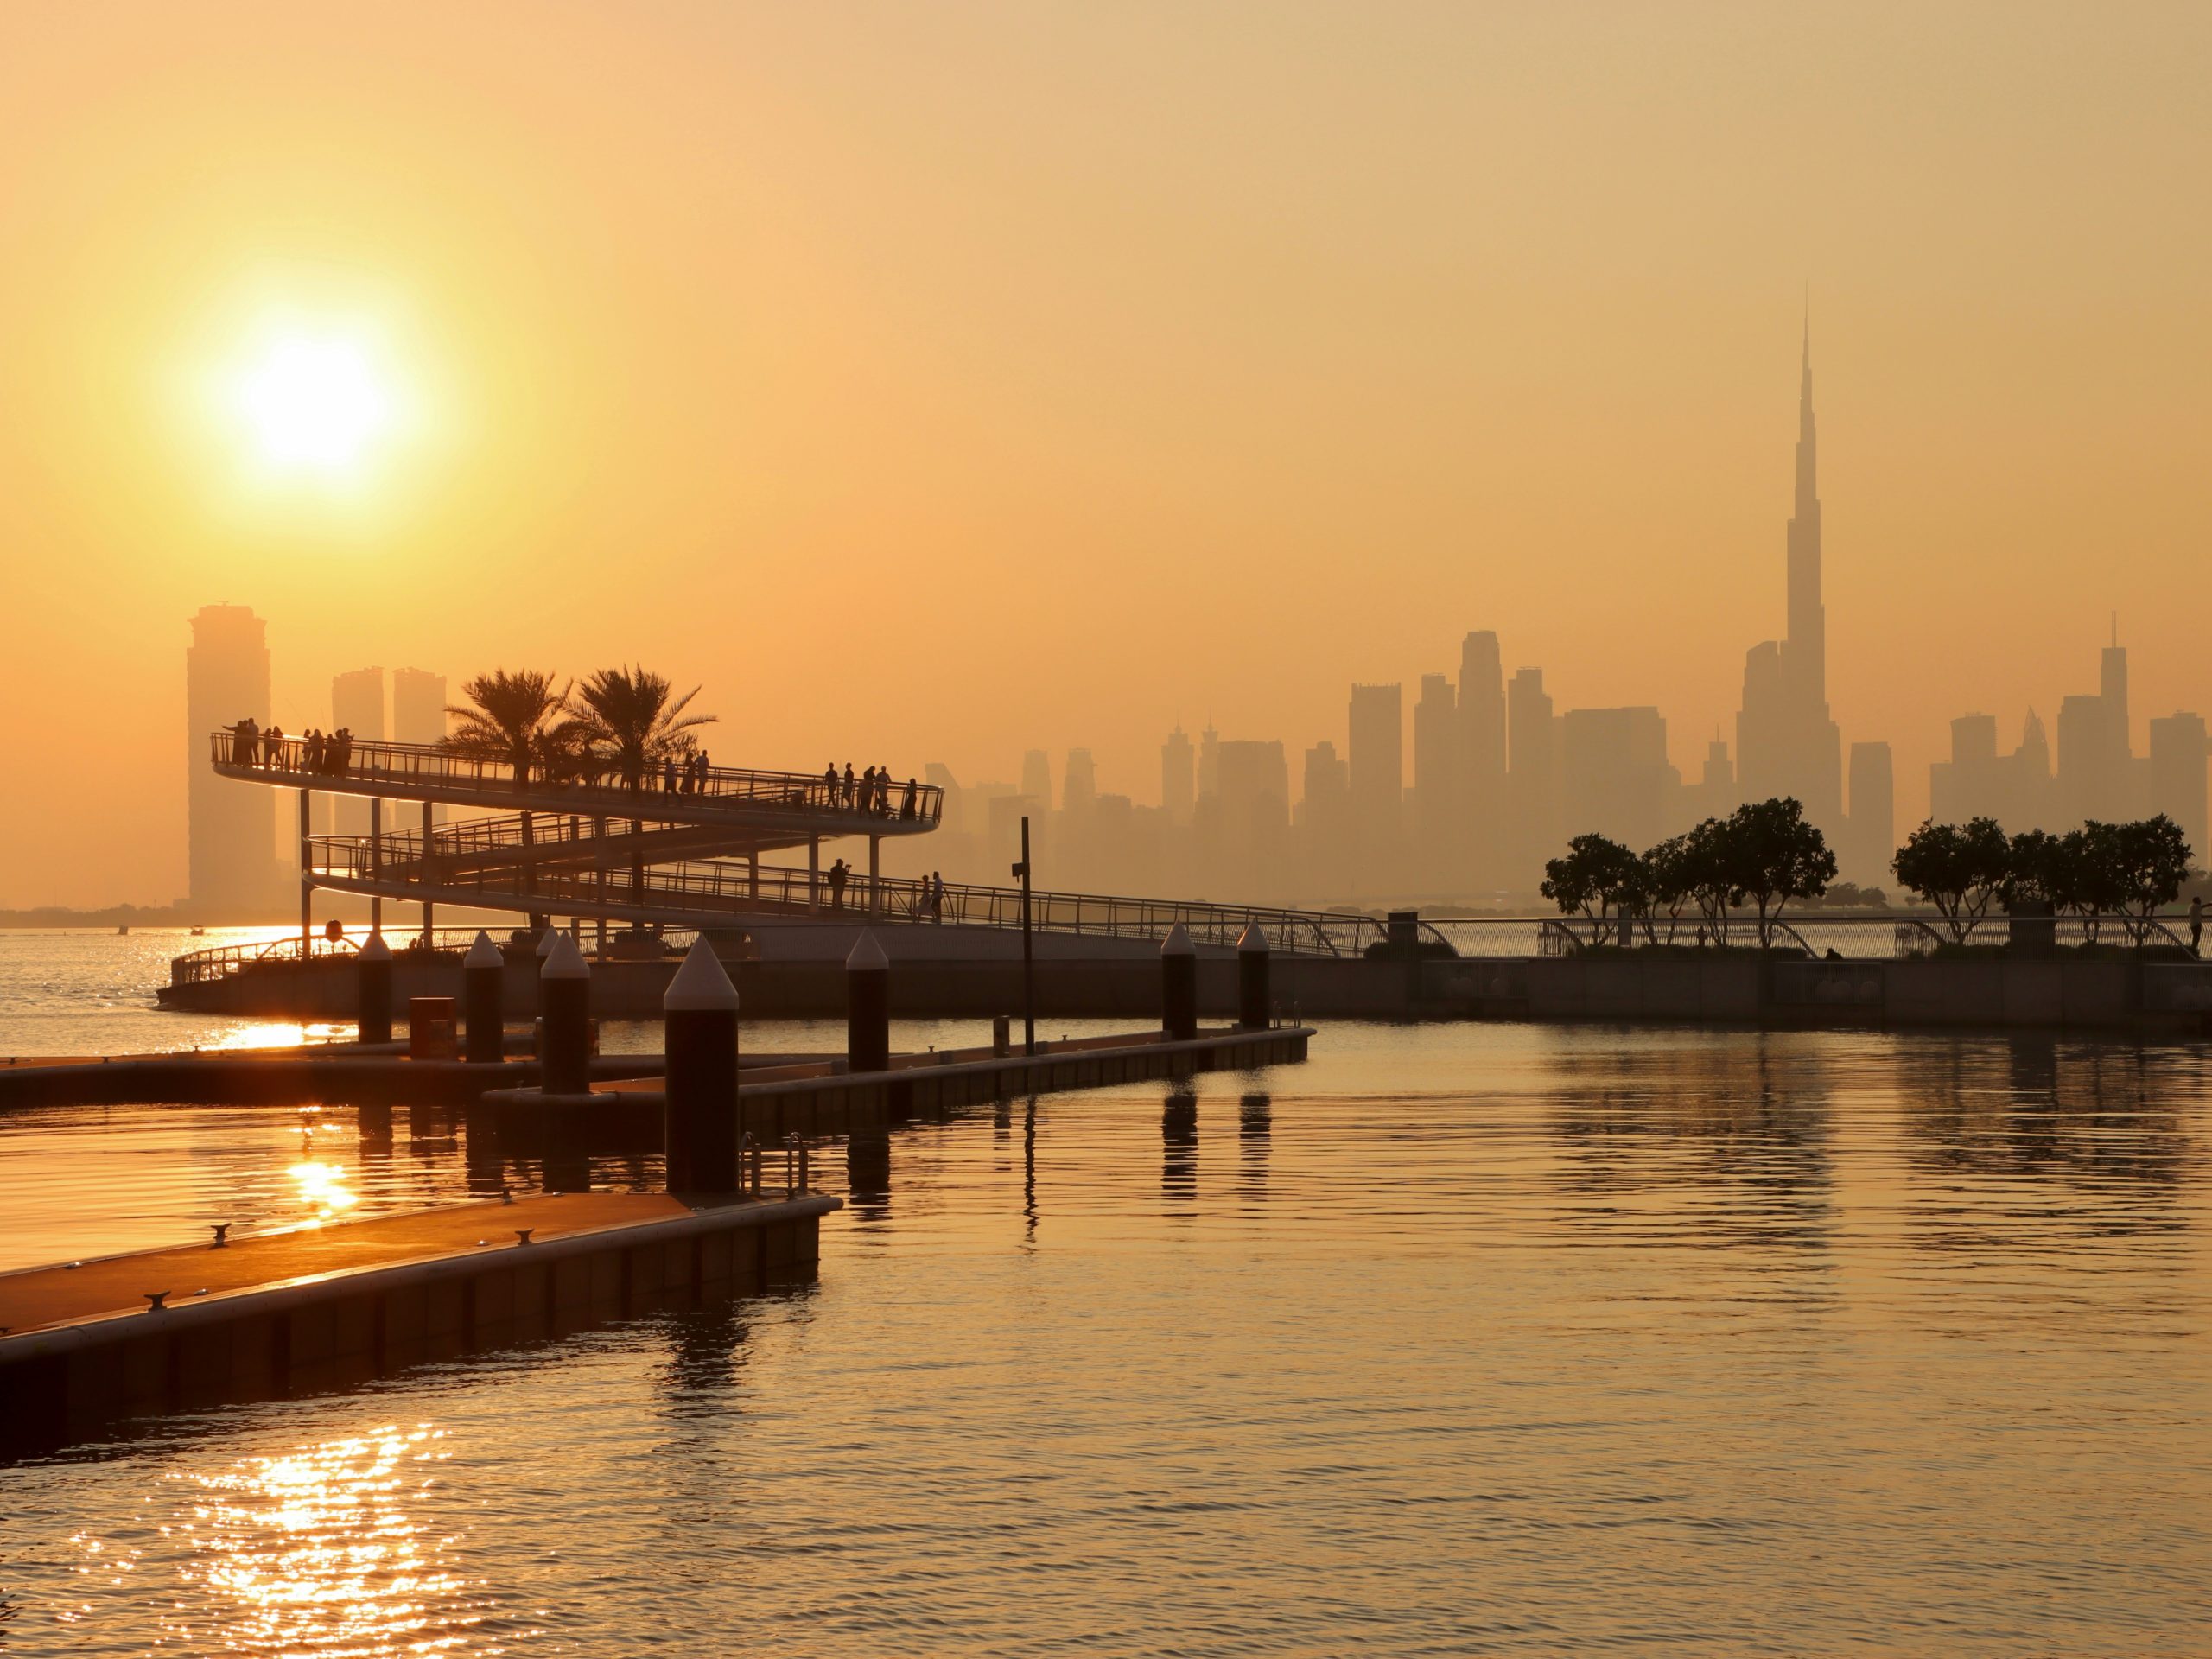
[289,1158,360,1224]
[69,1424,512,1655]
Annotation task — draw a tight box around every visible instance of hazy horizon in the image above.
[5,3,2209,907]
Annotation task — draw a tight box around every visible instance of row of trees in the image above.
[444,666,715,787]
[1892,815,2193,945]
[1543,798,2196,951]
[1541,798,1837,949]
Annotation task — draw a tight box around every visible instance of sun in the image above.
[225,325,404,481]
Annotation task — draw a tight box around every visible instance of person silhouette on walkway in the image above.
[234,717,258,765]
[842,763,857,809]
[899,778,919,820]
[828,857,849,911]
[264,725,285,766]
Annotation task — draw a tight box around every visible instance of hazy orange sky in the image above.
[3,3,2209,906]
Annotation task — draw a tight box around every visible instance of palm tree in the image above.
[444,669,577,784]
[571,666,716,786]
[572,666,717,900]
[444,670,579,915]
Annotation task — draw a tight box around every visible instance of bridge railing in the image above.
[209,730,942,828]
[300,836,1447,957]
[166,924,704,988]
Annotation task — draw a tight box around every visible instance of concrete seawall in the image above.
[156,949,2212,1035]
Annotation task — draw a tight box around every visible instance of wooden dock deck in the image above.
[0,1188,836,1454]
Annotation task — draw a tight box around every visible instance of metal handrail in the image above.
[299,833,1452,957]
[208,729,942,828]
[166,924,700,987]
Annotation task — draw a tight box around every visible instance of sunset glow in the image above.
[222,325,406,484]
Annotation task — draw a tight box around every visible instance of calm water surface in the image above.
[0,944,2207,1654]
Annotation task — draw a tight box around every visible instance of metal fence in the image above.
[209,729,942,828]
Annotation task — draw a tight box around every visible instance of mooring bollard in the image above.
[846,930,891,1075]
[991,1014,1012,1058]
[538,931,592,1096]
[1236,920,1271,1030]
[1161,921,1198,1041]
[464,930,505,1065]
[357,931,394,1046]
[663,937,740,1192]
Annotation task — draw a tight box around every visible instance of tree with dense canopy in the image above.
[1891,817,2010,944]
[1541,834,1643,943]
[1721,797,1836,948]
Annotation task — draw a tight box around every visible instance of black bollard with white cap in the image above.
[1161,921,1198,1042]
[1236,919,1272,1030]
[537,931,592,1096]
[663,937,741,1192]
[846,930,891,1075]
[463,929,505,1065]
[356,931,394,1046]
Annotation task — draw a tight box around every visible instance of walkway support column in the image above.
[420,801,435,944]
[868,836,880,918]
[1237,920,1272,1030]
[664,938,741,1193]
[538,932,592,1096]
[369,797,384,935]
[299,788,313,950]
[808,836,821,915]
[357,931,393,1045]
[1162,921,1198,1042]
[464,930,505,1065]
[847,930,891,1075]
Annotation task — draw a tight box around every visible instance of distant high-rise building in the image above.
[1412,673,1460,884]
[185,604,278,914]
[1063,747,1097,816]
[1347,683,1403,887]
[1021,748,1053,810]
[1161,726,1196,826]
[1846,741,1894,887]
[1735,322,1843,831]
[1681,734,1737,824]
[1559,706,1674,851]
[391,667,447,830]
[1198,722,1221,803]
[1457,630,1506,888]
[331,667,387,839]
[925,762,964,836]
[2147,713,2209,862]
[1299,739,1351,894]
[1505,667,1557,886]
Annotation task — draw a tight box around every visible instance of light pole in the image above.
[1011,815,1035,1056]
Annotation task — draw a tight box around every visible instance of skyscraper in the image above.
[1347,683,1403,887]
[1063,747,1097,816]
[185,604,278,914]
[2147,714,2208,861]
[1457,631,1506,888]
[1736,322,1843,830]
[1559,706,1673,851]
[1846,741,1894,887]
[1411,673,1460,883]
[1161,726,1196,825]
[330,667,387,839]
[392,667,447,830]
[1020,748,1053,810]
[1504,666,1560,887]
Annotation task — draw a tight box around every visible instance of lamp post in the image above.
[1011,815,1035,1057]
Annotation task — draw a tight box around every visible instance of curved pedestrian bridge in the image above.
[196,728,1451,991]
[209,729,942,851]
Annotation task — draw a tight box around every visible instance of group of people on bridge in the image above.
[822,762,922,820]
[823,861,950,918]
[227,719,357,776]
